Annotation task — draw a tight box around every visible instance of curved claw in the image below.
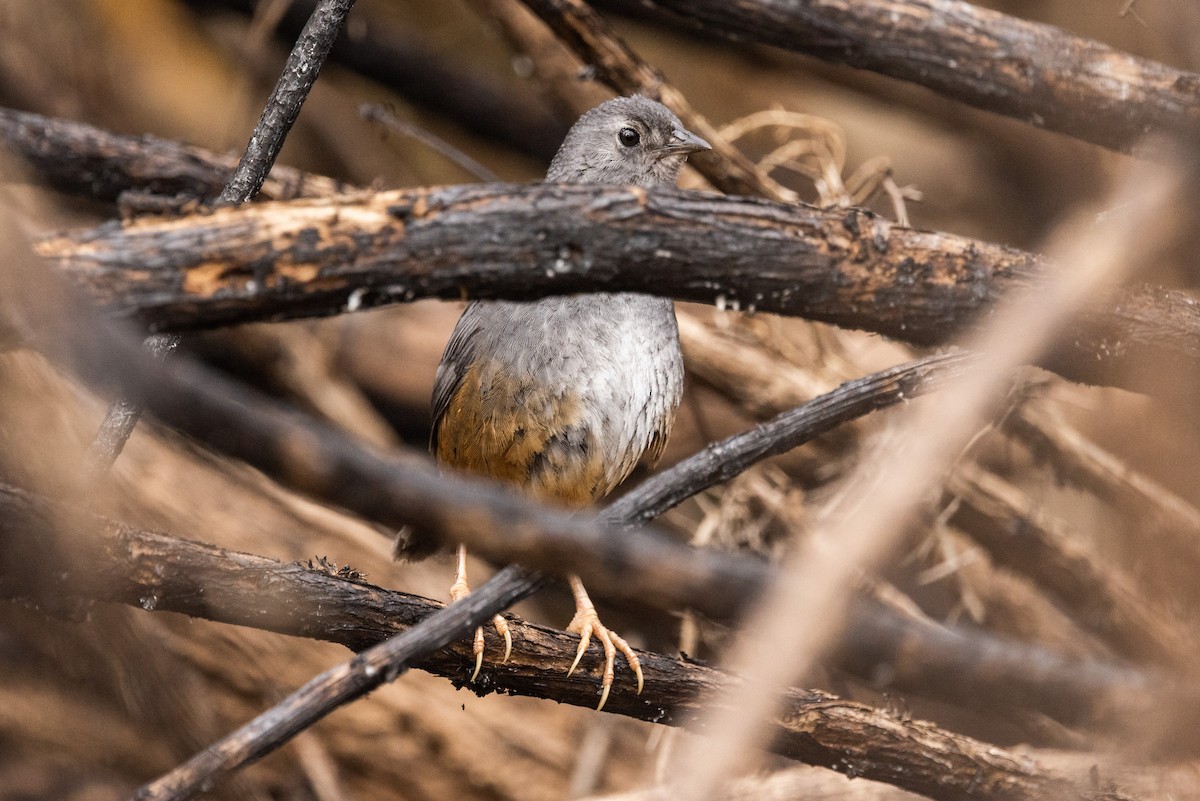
[469,625,486,682]
[596,681,612,712]
[501,629,513,663]
[567,577,642,708]
[494,615,513,664]
[609,630,643,696]
[567,621,593,677]
[568,612,643,709]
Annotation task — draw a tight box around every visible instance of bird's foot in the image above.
[566,606,643,711]
[449,577,512,682]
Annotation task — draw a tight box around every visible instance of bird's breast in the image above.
[436,294,683,506]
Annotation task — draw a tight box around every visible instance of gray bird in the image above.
[428,96,709,709]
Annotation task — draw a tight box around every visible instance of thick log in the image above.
[38,183,1200,391]
[638,0,1200,153]
[0,485,1130,801]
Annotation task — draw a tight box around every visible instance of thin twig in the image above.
[82,0,357,473]
[83,333,179,480]
[360,103,501,182]
[609,350,977,527]
[217,0,357,206]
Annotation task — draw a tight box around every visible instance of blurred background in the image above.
[3,1,1200,799]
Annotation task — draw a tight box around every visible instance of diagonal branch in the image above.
[0,484,1155,801]
[84,0,358,474]
[215,0,357,206]
[636,0,1200,153]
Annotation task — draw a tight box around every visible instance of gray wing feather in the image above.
[430,302,486,452]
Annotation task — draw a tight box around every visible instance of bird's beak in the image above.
[658,127,712,157]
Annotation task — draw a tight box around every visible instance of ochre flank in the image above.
[436,363,610,509]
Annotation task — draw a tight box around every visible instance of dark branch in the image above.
[83,0,356,479]
[216,0,357,206]
[0,106,347,203]
[610,350,977,526]
[83,332,180,477]
[38,183,1200,393]
[3,214,1140,798]
[0,485,1153,801]
[638,0,1200,153]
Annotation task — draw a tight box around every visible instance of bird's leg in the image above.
[566,574,643,711]
[449,543,512,681]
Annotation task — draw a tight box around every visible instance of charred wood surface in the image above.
[38,183,1200,392]
[0,485,1128,801]
[640,0,1200,152]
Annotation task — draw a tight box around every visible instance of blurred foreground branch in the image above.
[0,206,1149,797]
[0,483,1156,801]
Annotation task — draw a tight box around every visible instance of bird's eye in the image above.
[617,127,641,147]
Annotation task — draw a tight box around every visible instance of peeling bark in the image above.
[38,183,1200,392]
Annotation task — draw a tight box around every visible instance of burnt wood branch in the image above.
[38,183,1200,393]
[610,350,977,526]
[0,106,346,204]
[216,0,356,205]
[638,0,1200,153]
[0,219,1170,797]
[0,485,1152,801]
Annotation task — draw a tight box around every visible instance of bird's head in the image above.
[546,95,711,187]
